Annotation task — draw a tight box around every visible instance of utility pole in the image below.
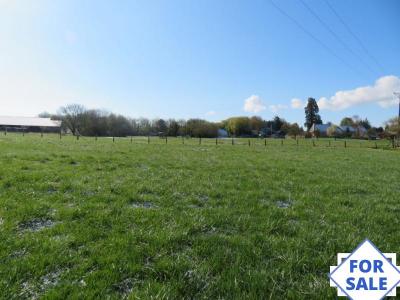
[394,92,400,119]
[394,92,400,145]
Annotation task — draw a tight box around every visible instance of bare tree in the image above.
[385,117,400,137]
[59,104,86,135]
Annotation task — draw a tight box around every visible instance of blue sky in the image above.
[0,0,399,127]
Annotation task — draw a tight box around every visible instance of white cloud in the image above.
[378,98,398,108]
[291,98,303,109]
[269,104,288,113]
[205,110,216,116]
[243,95,266,113]
[317,75,400,111]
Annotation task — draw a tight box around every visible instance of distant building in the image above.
[310,123,367,138]
[338,125,367,137]
[0,116,61,132]
[259,127,270,137]
[310,124,330,136]
[218,128,228,138]
[338,125,356,135]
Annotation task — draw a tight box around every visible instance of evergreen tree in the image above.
[304,98,322,131]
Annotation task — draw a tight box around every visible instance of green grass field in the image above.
[0,134,399,299]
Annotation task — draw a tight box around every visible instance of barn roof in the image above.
[0,116,61,128]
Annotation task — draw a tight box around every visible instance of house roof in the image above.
[338,125,356,132]
[311,124,330,132]
[340,125,368,134]
[0,116,61,128]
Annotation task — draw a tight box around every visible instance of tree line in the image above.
[40,101,399,138]
[41,104,303,138]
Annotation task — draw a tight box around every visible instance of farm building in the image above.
[0,116,62,133]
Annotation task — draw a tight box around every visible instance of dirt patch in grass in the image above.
[20,269,66,299]
[40,270,64,292]
[11,249,27,259]
[18,218,56,232]
[183,270,210,295]
[133,163,149,171]
[112,278,135,297]
[130,202,157,209]
[197,194,209,202]
[20,281,38,299]
[276,200,293,209]
[47,187,58,194]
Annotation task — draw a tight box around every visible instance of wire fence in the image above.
[1,132,399,150]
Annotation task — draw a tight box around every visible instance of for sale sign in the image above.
[329,239,400,299]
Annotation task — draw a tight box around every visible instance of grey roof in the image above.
[0,116,61,127]
[338,125,356,133]
[312,124,330,133]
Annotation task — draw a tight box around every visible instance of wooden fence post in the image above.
[113,137,115,143]
[265,139,267,147]
[148,136,150,144]
[166,136,168,144]
[344,141,347,148]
